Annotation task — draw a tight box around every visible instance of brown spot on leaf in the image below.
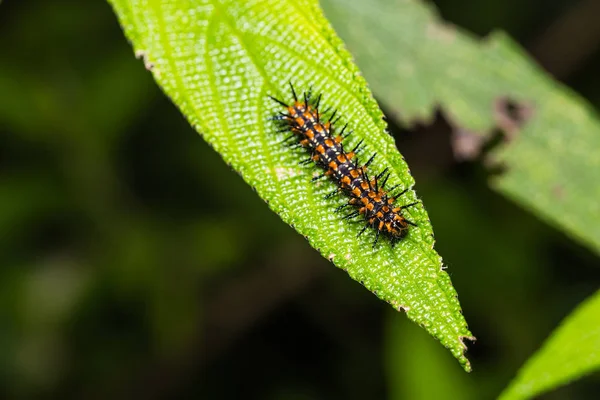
[553,184,565,200]
[446,97,534,163]
[135,49,155,71]
[493,97,535,141]
[451,127,487,161]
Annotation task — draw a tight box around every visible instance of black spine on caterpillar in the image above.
[269,83,419,248]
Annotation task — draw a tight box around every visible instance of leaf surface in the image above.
[500,290,600,399]
[108,0,473,370]
[321,0,600,254]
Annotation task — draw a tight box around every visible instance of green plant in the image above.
[109,0,475,371]
[2,0,595,398]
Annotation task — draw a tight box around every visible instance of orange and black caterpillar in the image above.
[269,83,418,248]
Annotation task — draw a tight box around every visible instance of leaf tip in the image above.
[458,334,477,372]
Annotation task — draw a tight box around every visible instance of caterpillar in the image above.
[269,83,418,248]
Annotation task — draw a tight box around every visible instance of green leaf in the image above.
[499,290,600,399]
[107,0,473,370]
[321,0,600,254]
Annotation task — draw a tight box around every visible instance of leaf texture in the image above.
[321,0,600,254]
[108,0,473,370]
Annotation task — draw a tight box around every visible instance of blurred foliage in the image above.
[107,0,473,370]
[500,290,600,400]
[322,0,600,255]
[0,0,599,399]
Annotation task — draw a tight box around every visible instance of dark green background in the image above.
[0,0,598,398]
